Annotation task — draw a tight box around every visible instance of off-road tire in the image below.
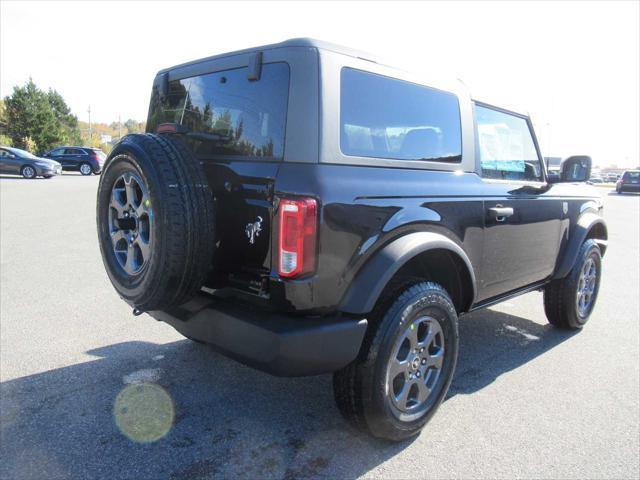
[543,239,601,329]
[96,133,215,312]
[333,281,459,441]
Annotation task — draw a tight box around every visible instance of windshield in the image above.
[147,63,290,161]
[7,147,39,159]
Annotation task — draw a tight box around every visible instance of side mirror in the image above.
[560,155,592,183]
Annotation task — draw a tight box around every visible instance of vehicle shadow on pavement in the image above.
[450,309,576,398]
[0,310,574,480]
[607,191,640,196]
[0,175,47,180]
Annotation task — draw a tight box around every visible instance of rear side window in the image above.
[475,104,542,181]
[65,148,85,155]
[340,68,462,162]
[148,63,290,161]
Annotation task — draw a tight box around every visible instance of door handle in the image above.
[488,206,514,222]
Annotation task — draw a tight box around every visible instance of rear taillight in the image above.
[278,198,317,278]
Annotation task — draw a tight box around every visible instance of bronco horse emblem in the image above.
[245,216,263,245]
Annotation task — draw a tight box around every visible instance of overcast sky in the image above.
[1,1,638,167]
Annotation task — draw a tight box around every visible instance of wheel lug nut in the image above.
[421,358,427,365]
[420,347,425,353]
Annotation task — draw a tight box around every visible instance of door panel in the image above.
[201,160,279,294]
[473,103,563,302]
[0,154,11,174]
[479,187,563,300]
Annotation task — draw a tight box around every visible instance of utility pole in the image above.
[88,105,92,145]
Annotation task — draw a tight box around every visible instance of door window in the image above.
[475,104,543,181]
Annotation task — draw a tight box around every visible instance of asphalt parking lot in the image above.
[1,174,638,480]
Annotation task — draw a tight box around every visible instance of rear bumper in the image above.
[619,184,640,192]
[149,293,367,377]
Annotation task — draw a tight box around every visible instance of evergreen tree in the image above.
[4,79,80,152]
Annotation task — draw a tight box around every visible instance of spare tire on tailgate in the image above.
[96,133,215,312]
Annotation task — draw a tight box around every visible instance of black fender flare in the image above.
[339,232,477,314]
[553,212,608,280]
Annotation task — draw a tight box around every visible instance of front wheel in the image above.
[544,239,602,329]
[21,165,37,179]
[333,281,459,441]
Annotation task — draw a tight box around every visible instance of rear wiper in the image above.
[156,123,231,142]
[185,131,232,142]
[416,154,462,163]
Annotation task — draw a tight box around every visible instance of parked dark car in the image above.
[96,39,607,441]
[616,170,640,193]
[0,146,62,179]
[41,146,105,175]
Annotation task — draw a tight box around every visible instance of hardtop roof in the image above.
[156,38,530,118]
[157,38,386,75]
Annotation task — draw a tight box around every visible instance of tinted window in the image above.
[50,148,65,156]
[7,147,37,158]
[66,148,84,155]
[340,68,462,162]
[475,104,542,181]
[623,171,639,180]
[147,63,290,161]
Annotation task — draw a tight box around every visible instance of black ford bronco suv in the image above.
[97,39,607,441]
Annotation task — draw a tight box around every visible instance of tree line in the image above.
[0,79,145,154]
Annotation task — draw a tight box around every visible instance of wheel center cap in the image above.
[411,357,421,370]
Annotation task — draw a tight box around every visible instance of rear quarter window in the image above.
[147,63,290,161]
[340,68,462,163]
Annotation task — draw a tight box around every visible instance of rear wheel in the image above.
[79,163,93,176]
[21,166,36,179]
[333,281,458,441]
[544,239,602,329]
[96,134,215,311]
